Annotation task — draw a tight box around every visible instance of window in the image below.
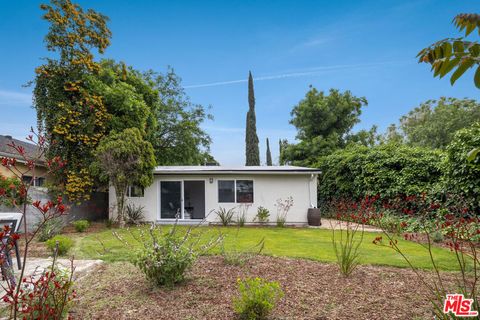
[218,180,235,203]
[127,185,144,197]
[21,176,46,187]
[218,180,254,203]
[236,180,254,203]
[22,176,33,184]
[36,177,45,187]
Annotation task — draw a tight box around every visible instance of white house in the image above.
[109,166,320,225]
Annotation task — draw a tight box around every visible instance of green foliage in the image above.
[147,67,214,165]
[46,235,74,256]
[345,125,380,147]
[255,207,270,224]
[397,98,480,149]
[444,122,480,208]
[135,233,194,288]
[36,217,64,242]
[265,138,272,166]
[0,174,23,207]
[317,144,445,202]
[417,13,480,88]
[92,128,156,225]
[215,207,236,226]
[282,87,367,165]
[34,0,112,202]
[221,231,264,266]
[73,219,90,232]
[233,277,284,320]
[246,71,260,166]
[332,222,364,277]
[132,223,221,288]
[125,203,145,225]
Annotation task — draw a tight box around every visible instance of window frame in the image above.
[127,185,145,198]
[217,179,254,204]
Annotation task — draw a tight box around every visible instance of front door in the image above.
[159,180,206,219]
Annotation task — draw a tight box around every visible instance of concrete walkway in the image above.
[311,218,383,233]
[18,258,103,280]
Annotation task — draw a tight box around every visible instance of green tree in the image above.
[382,124,404,144]
[245,71,260,166]
[345,125,380,147]
[34,0,112,202]
[92,128,156,227]
[283,87,367,166]
[398,97,480,149]
[266,138,272,166]
[417,13,480,88]
[148,68,214,165]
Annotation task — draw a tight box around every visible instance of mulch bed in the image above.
[70,255,458,320]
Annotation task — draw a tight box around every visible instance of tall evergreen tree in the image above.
[245,71,260,165]
[266,138,272,166]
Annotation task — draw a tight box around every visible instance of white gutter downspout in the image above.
[308,173,316,208]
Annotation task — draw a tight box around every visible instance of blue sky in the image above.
[0,0,478,165]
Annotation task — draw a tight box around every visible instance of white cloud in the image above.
[0,90,32,106]
[184,60,410,89]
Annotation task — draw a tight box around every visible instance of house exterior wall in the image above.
[0,163,49,181]
[109,173,318,225]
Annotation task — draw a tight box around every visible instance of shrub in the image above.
[275,197,293,227]
[431,230,444,243]
[36,217,63,242]
[8,262,75,319]
[316,144,444,203]
[444,122,480,209]
[215,207,236,226]
[255,207,270,224]
[130,222,222,288]
[72,219,90,232]
[237,204,251,227]
[233,277,284,320]
[331,198,368,277]
[46,235,74,256]
[126,203,145,225]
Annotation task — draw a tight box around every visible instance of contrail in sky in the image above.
[184,60,410,89]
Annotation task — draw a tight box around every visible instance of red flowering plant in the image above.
[370,193,480,319]
[0,129,75,319]
[329,195,378,277]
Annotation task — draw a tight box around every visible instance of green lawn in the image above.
[71,225,460,271]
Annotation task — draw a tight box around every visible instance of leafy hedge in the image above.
[316,144,445,202]
[444,122,480,208]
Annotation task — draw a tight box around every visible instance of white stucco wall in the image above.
[109,173,318,225]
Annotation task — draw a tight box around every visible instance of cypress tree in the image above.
[245,71,260,166]
[266,138,272,166]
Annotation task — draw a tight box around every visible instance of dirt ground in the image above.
[70,255,459,320]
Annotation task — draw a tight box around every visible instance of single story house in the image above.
[0,135,49,187]
[110,166,320,225]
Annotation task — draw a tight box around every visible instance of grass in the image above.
[69,225,462,271]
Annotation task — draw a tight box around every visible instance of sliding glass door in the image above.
[159,180,205,220]
[160,181,182,219]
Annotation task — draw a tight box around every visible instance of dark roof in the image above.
[0,135,45,163]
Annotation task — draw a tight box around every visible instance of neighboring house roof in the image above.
[154,165,321,175]
[0,135,45,164]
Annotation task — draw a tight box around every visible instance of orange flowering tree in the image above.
[33,0,112,202]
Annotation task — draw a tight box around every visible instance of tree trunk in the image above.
[115,185,127,228]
